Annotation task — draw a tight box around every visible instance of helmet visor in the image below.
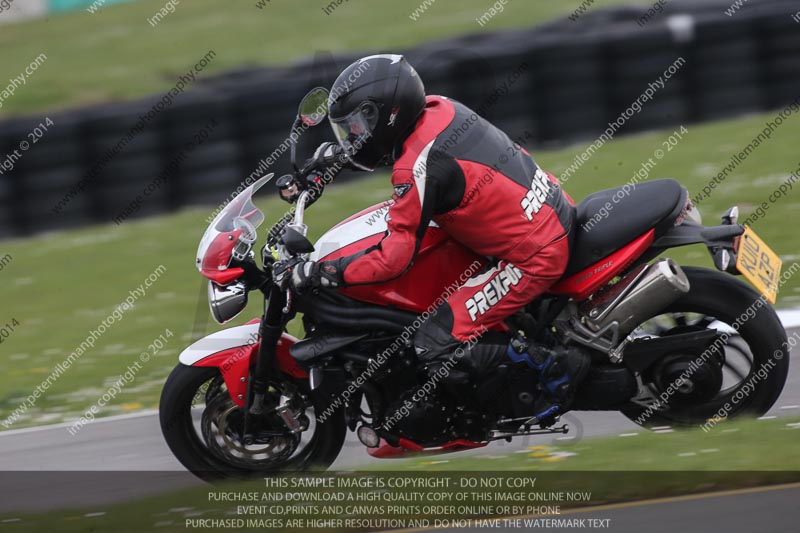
[330,101,379,171]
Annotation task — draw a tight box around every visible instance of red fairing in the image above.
[200,229,241,271]
[199,229,244,284]
[367,437,487,458]
[201,267,245,285]
[192,333,307,407]
[550,229,656,300]
[320,222,487,313]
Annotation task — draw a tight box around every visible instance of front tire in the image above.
[622,266,789,428]
[159,364,346,482]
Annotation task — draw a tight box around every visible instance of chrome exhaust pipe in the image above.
[586,258,690,336]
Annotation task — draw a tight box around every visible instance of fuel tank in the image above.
[309,202,486,313]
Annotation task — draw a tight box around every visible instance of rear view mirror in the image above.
[298,87,329,126]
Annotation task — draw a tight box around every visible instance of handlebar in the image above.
[257,144,355,319]
[267,211,296,248]
[267,175,329,249]
[292,190,312,230]
[266,146,348,250]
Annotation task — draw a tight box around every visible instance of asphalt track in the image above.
[0,319,797,518]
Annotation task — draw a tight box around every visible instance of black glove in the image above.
[289,261,342,293]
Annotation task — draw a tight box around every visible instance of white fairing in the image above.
[309,204,439,262]
[309,207,388,262]
[179,323,260,366]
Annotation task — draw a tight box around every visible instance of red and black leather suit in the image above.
[326,95,576,370]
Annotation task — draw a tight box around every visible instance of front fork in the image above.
[242,284,287,440]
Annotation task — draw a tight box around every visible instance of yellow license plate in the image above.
[736,226,782,303]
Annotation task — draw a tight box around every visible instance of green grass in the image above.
[1,417,799,532]
[1,108,799,429]
[0,0,638,115]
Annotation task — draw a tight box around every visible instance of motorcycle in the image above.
[160,87,789,480]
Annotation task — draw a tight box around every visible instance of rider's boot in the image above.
[507,338,591,427]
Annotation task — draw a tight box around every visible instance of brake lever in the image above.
[308,142,343,170]
[272,255,306,288]
[271,259,291,289]
[283,289,293,314]
[270,258,298,313]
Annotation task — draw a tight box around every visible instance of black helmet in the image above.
[328,54,426,171]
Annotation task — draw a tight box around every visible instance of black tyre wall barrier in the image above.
[0,0,798,236]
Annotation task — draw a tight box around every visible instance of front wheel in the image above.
[159,365,346,482]
[621,266,789,428]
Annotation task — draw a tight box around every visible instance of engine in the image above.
[377,362,547,446]
[381,381,485,446]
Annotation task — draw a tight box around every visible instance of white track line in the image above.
[0,409,158,437]
[778,310,800,330]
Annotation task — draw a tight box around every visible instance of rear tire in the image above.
[621,266,789,428]
[159,364,346,482]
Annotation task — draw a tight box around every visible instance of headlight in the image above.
[208,280,248,324]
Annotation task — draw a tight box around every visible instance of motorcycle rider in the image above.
[289,54,589,426]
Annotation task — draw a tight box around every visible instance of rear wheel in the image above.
[159,365,346,482]
[621,267,789,428]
